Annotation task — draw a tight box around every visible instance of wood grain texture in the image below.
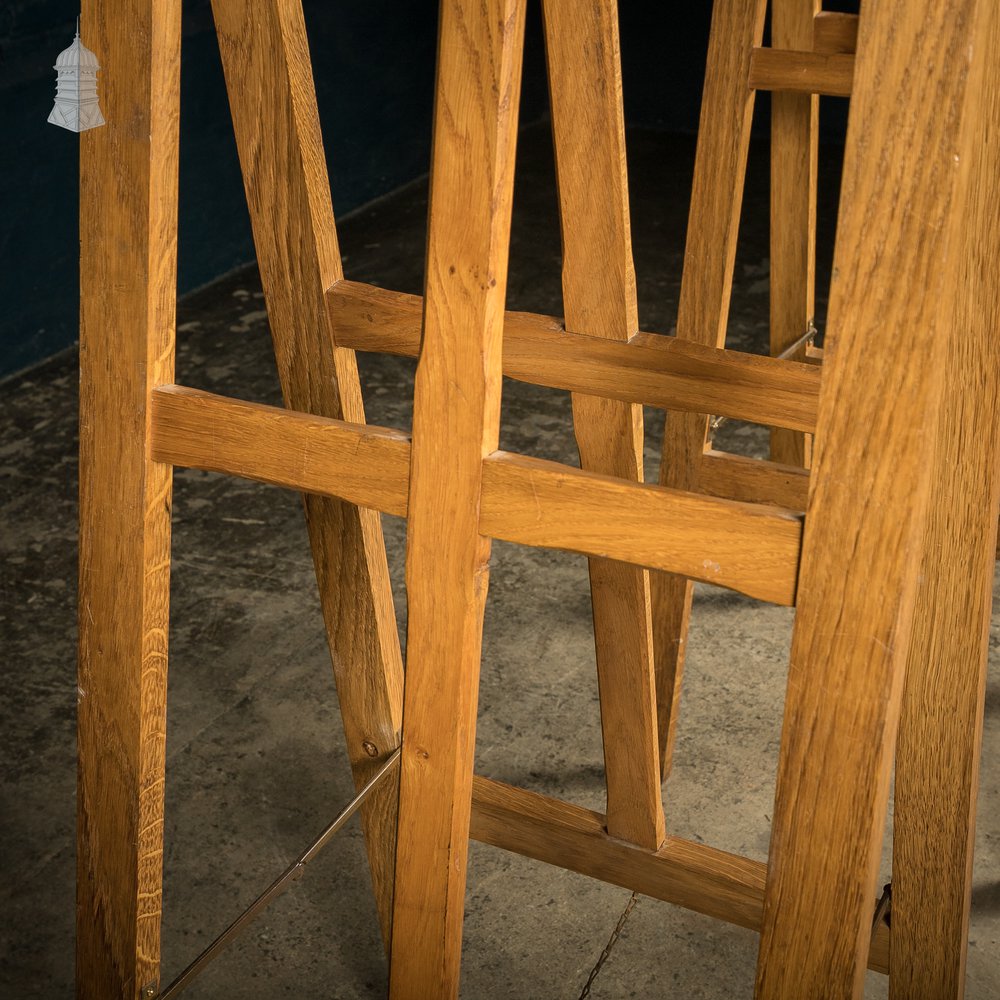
[328,280,822,432]
[769,0,818,468]
[77,3,180,997]
[472,775,765,929]
[468,776,891,974]
[698,450,809,509]
[542,0,663,851]
[652,0,767,774]
[813,11,858,54]
[480,452,803,606]
[152,386,802,604]
[388,2,525,996]
[755,0,994,994]
[748,47,855,97]
[890,1,1000,995]
[150,386,411,517]
[211,0,403,948]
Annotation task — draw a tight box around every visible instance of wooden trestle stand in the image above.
[77,0,1000,997]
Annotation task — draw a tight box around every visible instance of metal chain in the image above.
[577,892,641,1000]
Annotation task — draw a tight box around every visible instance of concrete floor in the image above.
[1,125,998,998]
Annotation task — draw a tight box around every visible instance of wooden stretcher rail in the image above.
[468,775,890,974]
[328,280,821,433]
[480,452,802,605]
[699,450,809,510]
[150,385,412,516]
[749,47,854,97]
[151,386,803,604]
[813,11,858,55]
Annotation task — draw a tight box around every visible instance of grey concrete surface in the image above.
[1,125,997,998]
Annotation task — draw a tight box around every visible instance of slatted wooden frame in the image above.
[77,0,1000,998]
[656,6,1000,998]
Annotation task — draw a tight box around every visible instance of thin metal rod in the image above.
[710,321,818,433]
[155,747,402,1000]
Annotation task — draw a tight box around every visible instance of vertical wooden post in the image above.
[77,2,181,997]
[652,0,767,774]
[542,0,664,850]
[769,0,818,468]
[389,0,525,995]
[211,0,405,948]
[755,0,994,994]
[890,2,1000,995]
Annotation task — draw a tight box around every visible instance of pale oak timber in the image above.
[150,386,410,518]
[813,11,859,54]
[542,0,663,851]
[748,47,855,97]
[480,453,802,606]
[151,387,802,604]
[77,2,180,997]
[653,0,767,776]
[388,2,526,996]
[769,0,818,468]
[473,776,765,929]
[891,0,1000,994]
[698,450,809,510]
[755,0,993,993]
[328,280,821,433]
[211,0,404,947]
[468,776,891,975]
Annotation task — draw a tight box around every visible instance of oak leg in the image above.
[77,2,181,997]
[543,0,664,850]
[755,0,994,993]
[890,2,1000,993]
[212,0,405,947]
[653,0,767,775]
[388,1,526,996]
[769,0,818,468]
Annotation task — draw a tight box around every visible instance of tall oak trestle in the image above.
[77,0,1000,997]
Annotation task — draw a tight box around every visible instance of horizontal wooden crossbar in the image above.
[698,450,809,510]
[813,11,858,55]
[480,452,802,605]
[468,776,890,974]
[151,386,803,604]
[749,47,855,97]
[151,384,411,515]
[328,280,821,433]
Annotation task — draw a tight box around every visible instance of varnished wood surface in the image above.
[480,452,803,606]
[473,775,765,929]
[748,47,855,97]
[388,2,526,996]
[211,0,404,947]
[813,11,859,54]
[769,0,818,468]
[150,386,411,517]
[652,0,767,774]
[468,776,891,974]
[543,0,663,851]
[77,3,181,997]
[755,0,993,993]
[890,1,1000,995]
[328,280,821,433]
[152,388,802,605]
[698,450,809,510]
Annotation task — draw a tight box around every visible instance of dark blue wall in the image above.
[0,1,855,378]
[1,1,445,378]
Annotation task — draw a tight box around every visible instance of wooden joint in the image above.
[749,47,854,97]
[150,386,804,605]
[469,775,890,974]
[328,280,821,433]
[813,12,859,55]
